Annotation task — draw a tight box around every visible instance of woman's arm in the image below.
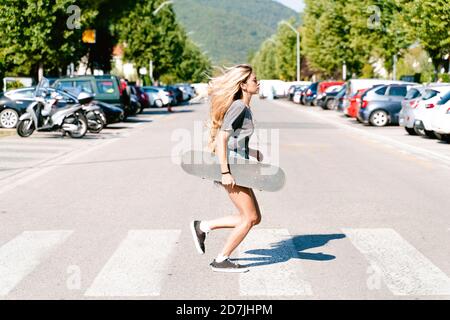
[216,130,235,187]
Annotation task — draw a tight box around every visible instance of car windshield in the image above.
[405,88,421,100]
[96,80,116,94]
[437,90,450,105]
[5,88,35,99]
[422,89,438,100]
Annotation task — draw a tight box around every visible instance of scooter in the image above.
[17,89,88,138]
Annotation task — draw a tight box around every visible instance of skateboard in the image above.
[180,150,286,192]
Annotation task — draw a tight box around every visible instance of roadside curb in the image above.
[0,129,16,138]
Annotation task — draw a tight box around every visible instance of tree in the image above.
[114,0,210,83]
[275,18,298,81]
[0,0,97,79]
[175,39,212,83]
[402,0,450,77]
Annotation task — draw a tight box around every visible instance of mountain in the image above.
[172,0,299,65]
[274,0,305,12]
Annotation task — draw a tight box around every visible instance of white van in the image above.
[259,80,286,99]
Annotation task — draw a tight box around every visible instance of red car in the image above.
[318,81,345,95]
[346,89,368,118]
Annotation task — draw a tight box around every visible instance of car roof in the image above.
[55,75,118,81]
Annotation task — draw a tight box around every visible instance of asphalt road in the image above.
[1,98,450,300]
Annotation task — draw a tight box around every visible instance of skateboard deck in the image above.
[180,150,285,192]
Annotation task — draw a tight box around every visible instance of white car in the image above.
[293,90,302,104]
[141,86,171,108]
[399,85,426,135]
[430,91,450,143]
[413,85,450,138]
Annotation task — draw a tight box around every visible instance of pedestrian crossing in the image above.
[0,228,449,298]
[85,230,181,297]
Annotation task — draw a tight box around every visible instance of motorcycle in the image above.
[67,90,106,134]
[16,79,88,138]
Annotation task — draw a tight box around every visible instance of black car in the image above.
[0,86,123,128]
[0,87,38,128]
[317,85,346,110]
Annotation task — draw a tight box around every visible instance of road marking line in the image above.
[0,137,117,195]
[239,229,313,296]
[0,230,73,296]
[84,230,180,297]
[343,228,450,295]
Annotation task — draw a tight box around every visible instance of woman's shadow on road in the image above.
[232,234,346,268]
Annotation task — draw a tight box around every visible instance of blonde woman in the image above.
[190,64,263,273]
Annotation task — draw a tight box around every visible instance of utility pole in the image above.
[281,21,300,81]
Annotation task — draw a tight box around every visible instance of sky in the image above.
[274,0,304,12]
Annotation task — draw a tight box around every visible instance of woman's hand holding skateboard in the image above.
[221,172,236,188]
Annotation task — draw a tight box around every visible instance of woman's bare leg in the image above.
[218,184,261,257]
[207,214,242,230]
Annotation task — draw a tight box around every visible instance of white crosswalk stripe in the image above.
[1,228,449,298]
[0,230,73,296]
[343,228,450,296]
[84,230,181,297]
[238,229,313,296]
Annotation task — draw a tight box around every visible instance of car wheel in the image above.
[326,99,334,110]
[414,125,425,136]
[424,129,437,139]
[438,134,450,143]
[0,108,19,128]
[405,127,417,135]
[369,110,389,127]
[155,99,163,108]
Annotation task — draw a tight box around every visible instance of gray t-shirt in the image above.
[220,99,254,159]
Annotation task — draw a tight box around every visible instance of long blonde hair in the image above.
[206,64,253,153]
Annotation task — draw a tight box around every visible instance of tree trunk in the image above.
[38,62,44,82]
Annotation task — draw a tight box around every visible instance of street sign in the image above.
[82,29,96,44]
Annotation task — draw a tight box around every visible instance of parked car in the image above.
[129,85,150,112]
[164,86,184,105]
[141,86,171,108]
[288,85,299,100]
[345,88,368,119]
[302,82,319,106]
[399,85,427,135]
[314,81,345,106]
[47,87,124,126]
[292,85,309,104]
[358,84,415,126]
[317,84,345,110]
[53,75,134,118]
[0,86,124,129]
[0,87,36,128]
[343,79,413,114]
[175,83,195,101]
[413,85,450,138]
[430,90,450,142]
[332,86,347,112]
